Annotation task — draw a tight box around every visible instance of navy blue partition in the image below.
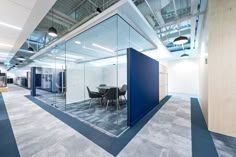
[31,67,36,96]
[127,48,159,126]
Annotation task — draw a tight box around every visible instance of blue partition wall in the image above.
[127,48,159,126]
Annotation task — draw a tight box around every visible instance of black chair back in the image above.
[105,88,119,100]
[99,84,106,87]
[87,86,92,98]
[120,84,127,95]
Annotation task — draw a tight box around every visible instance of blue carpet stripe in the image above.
[0,94,20,157]
[26,95,171,156]
[191,98,218,157]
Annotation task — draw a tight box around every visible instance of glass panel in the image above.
[33,14,155,136]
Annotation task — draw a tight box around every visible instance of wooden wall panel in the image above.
[159,64,168,101]
[208,0,236,137]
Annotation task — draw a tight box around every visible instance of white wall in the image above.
[66,63,103,104]
[102,63,127,88]
[168,58,199,96]
[66,63,127,104]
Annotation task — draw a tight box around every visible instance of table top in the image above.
[96,86,116,89]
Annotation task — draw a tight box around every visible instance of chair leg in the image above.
[117,99,120,110]
[124,95,126,101]
[89,99,92,108]
[106,100,109,110]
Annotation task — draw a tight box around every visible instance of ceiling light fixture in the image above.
[28,46,34,52]
[48,8,58,37]
[180,53,189,58]
[92,43,114,52]
[56,57,76,61]
[96,8,102,13]
[48,27,57,37]
[0,43,13,48]
[173,36,188,45]
[75,41,81,45]
[61,54,84,60]
[173,0,188,45]
[16,56,26,61]
[82,46,111,55]
[0,21,22,30]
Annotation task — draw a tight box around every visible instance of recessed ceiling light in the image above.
[75,41,81,44]
[0,43,13,48]
[0,21,22,30]
[92,43,114,52]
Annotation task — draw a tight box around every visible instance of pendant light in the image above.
[27,35,34,52]
[180,53,189,58]
[173,0,188,45]
[48,8,58,37]
[180,43,189,58]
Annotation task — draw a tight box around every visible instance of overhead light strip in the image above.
[92,43,114,52]
[0,21,22,30]
[62,54,84,60]
[0,43,13,48]
[82,46,112,55]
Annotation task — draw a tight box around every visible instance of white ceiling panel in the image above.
[0,0,31,28]
[9,0,38,10]
[0,0,56,62]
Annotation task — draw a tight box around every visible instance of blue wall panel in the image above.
[127,48,159,126]
[31,67,36,96]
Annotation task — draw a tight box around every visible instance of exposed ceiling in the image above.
[8,0,120,70]
[0,0,56,67]
[133,0,207,57]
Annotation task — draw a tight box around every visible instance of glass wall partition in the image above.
[34,43,66,111]
[33,14,155,137]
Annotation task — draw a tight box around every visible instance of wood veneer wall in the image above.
[208,0,236,137]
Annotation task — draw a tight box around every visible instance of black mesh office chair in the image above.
[119,84,127,101]
[87,86,102,108]
[103,88,120,110]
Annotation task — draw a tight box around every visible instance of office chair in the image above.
[119,84,127,101]
[87,86,102,108]
[98,84,107,94]
[103,88,120,110]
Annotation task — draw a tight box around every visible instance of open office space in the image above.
[0,0,236,157]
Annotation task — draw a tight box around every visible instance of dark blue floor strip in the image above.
[191,98,218,157]
[26,95,171,156]
[0,94,20,157]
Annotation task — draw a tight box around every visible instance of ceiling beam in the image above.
[154,11,205,30]
[190,0,199,49]
[161,29,191,41]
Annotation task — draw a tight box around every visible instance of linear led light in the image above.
[92,43,114,52]
[0,43,13,48]
[56,56,76,61]
[75,41,81,44]
[0,21,22,30]
[61,54,84,60]
[82,46,112,55]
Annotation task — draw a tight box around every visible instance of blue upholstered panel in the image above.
[127,48,159,126]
